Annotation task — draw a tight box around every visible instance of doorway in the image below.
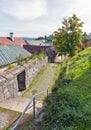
[17,71,26,91]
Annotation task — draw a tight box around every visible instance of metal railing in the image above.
[11,88,48,130]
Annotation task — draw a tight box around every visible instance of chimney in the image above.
[9,32,14,41]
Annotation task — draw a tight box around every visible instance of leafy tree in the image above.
[35,34,53,42]
[53,14,84,56]
[35,36,44,40]
[47,34,53,41]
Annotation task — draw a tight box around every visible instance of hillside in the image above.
[42,47,91,130]
[23,37,35,40]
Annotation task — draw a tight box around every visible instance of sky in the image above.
[0,0,91,37]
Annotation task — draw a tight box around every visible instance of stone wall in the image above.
[0,57,48,102]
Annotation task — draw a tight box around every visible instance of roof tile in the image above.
[0,37,26,45]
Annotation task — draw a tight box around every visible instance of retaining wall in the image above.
[0,57,48,102]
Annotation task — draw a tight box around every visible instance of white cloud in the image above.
[45,0,91,33]
[0,0,91,37]
[0,0,47,20]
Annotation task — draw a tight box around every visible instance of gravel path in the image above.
[23,63,58,99]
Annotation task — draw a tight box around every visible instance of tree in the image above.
[53,14,84,56]
[36,34,53,42]
[47,34,53,41]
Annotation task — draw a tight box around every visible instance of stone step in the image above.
[0,97,31,113]
[0,97,47,115]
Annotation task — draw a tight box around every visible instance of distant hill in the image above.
[23,37,36,40]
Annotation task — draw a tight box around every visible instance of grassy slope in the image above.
[42,47,91,130]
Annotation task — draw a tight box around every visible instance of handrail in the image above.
[33,89,48,98]
[11,88,48,130]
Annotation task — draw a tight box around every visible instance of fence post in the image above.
[47,88,48,98]
[33,97,35,119]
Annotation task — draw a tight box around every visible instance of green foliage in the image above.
[47,34,54,41]
[83,35,91,41]
[35,34,53,42]
[82,32,91,42]
[53,14,84,56]
[42,47,91,130]
[16,54,24,65]
[38,49,46,59]
[35,36,44,40]
[31,49,46,60]
[16,50,46,65]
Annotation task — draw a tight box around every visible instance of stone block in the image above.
[0,57,48,101]
[4,87,8,94]
[5,91,11,100]
[0,92,4,102]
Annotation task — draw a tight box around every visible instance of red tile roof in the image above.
[0,37,26,45]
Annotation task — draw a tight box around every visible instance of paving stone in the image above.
[0,113,8,130]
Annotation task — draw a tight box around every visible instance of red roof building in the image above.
[0,33,26,46]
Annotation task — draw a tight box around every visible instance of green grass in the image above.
[42,47,91,130]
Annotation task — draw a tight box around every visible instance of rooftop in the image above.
[0,44,32,66]
[0,33,26,45]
